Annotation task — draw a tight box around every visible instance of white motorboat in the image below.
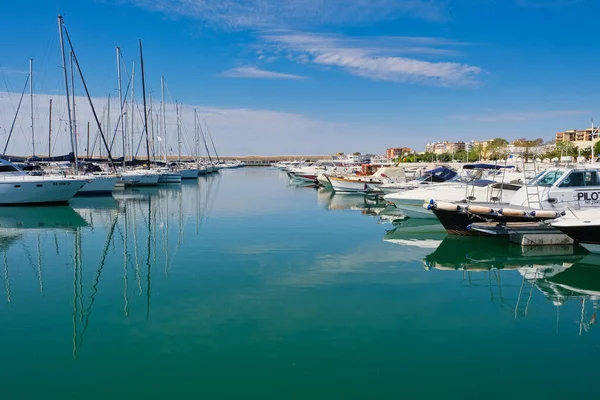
[552,209,600,253]
[317,173,332,188]
[383,164,522,219]
[428,165,600,234]
[0,158,87,205]
[379,166,459,195]
[288,160,357,183]
[328,166,407,193]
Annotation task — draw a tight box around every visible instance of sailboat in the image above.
[0,157,87,204]
[156,76,181,184]
[56,16,119,195]
[173,102,198,179]
[119,47,160,186]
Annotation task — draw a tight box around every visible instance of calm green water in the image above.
[1,168,599,399]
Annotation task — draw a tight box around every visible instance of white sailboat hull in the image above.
[121,171,160,186]
[180,169,199,179]
[76,175,118,195]
[0,177,86,205]
[158,172,182,183]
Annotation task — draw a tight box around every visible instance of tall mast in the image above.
[206,123,220,163]
[194,108,198,162]
[139,40,151,169]
[106,93,110,160]
[62,19,116,170]
[177,101,181,162]
[29,58,35,156]
[150,92,156,161]
[57,16,77,173]
[592,119,595,162]
[130,61,135,160]
[117,47,125,167]
[161,76,167,164]
[48,99,52,157]
[70,52,78,161]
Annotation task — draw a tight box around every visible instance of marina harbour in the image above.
[1,167,600,399]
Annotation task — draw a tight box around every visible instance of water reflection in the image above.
[318,190,403,222]
[421,236,600,333]
[0,174,221,358]
[424,237,586,271]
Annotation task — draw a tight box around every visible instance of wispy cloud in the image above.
[218,66,306,79]
[0,92,394,156]
[260,32,483,86]
[516,0,582,7]
[128,0,447,29]
[0,68,29,76]
[451,109,589,122]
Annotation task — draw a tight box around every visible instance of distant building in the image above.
[425,141,465,154]
[556,128,599,148]
[386,147,413,159]
[471,140,491,151]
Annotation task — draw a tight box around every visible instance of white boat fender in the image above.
[530,210,562,219]
[432,201,460,212]
[499,208,526,217]
[466,205,494,215]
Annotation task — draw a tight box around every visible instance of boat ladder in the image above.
[522,161,541,209]
[514,275,534,318]
[489,159,510,203]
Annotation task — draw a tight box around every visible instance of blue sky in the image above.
[0,0,599,156]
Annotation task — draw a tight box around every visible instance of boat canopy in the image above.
[470,179,498,187]
[419,167,458,182]
[462,163,515,170]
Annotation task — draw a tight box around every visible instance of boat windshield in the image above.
[0,164,21,173]
[534,170,566,187]
[417,168,458,183]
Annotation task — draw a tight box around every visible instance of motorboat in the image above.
[384,164,522,219]
[551,209,600,253]
[328,166,408,193]
[0,158,87,205]
[379,166,459,195]
[288,160,358,183]
[429,165,600,234]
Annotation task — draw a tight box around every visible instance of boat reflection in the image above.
[319,190,395,220]
[0,206,88,230]
[0,178,220,358]
[423,237,600,332]
[529,254,600,335]
[424,236,585,271]
[384,219,446,256]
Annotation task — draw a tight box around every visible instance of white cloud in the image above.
[0,92,396,157]
[218,66,306,79]
[451,109,590,122]
[128,0,447,30]
[260,32,482,85]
